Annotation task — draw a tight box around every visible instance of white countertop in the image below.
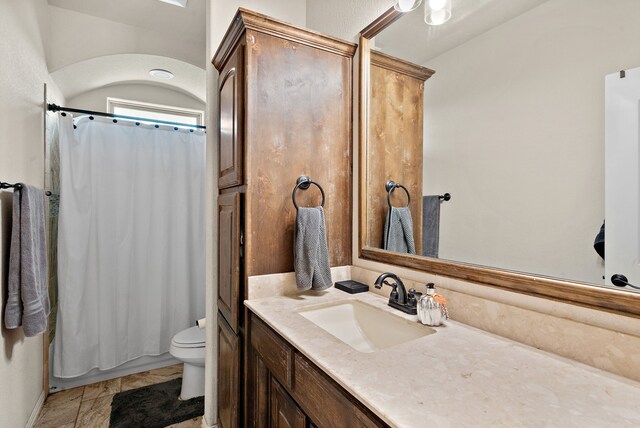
[245,288,640,428]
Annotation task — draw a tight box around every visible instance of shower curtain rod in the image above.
[47,104,207,130]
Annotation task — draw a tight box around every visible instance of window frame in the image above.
[107,97,204,126]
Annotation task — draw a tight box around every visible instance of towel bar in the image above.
[0,181,52,196]
[292,176,325,210]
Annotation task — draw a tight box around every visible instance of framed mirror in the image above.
[358,1,640,316]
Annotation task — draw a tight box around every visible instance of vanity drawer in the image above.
[293,353,385,428]
[250,316,294,388]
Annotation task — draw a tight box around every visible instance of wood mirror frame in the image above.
[357,7,640,318]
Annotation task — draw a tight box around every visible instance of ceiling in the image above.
[47,0,206,102]
[47,0,206,48]
[51,54,206,102]
[375,0,548,65]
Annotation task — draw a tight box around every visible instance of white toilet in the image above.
[169,326,206,400]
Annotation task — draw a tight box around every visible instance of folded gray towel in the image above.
[4,184,50,337]
[383,207,416,254]
[294,207,332,291]
[422,195,440,258]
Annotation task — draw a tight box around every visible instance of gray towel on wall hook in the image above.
[4,184,50,337]
[383,207,416,255]
[294,207,332,291]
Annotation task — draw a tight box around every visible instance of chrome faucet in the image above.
[374,273,419,315]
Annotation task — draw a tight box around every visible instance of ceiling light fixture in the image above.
[149,69,174,79]
[424,0,452,25]
[158,0,187,8]
[394,0,423,13]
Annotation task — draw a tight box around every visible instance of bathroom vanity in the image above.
[215,3,640,427]
[245,286,640,427]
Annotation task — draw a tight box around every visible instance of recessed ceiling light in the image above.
[158,0,187,7]
[149,69,174,79]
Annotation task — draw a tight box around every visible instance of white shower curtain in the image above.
[54,115,206,378]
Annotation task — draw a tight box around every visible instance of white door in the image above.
[605,67,640,289]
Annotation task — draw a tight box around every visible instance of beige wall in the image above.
[305,0,391,41]
[422,0,640,284]
[67,84,205,113]
[210,0,307,53]
[0,1,64,426]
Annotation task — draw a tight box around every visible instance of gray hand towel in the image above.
[294,207,332,291]
[382,207,416,254]
[4,184,50,337]
[422,195,441,258]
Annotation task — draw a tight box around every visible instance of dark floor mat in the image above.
[109,378,203,428]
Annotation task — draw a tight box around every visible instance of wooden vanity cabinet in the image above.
[213,8,356,428]
[247,313,388,428]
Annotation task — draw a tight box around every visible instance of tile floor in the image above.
[34,364,202,428]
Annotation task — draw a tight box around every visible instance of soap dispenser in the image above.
[418,283,447,326]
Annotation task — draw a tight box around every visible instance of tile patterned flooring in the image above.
[34,364,202,428]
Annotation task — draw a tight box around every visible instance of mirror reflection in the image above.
[365,0,640,291]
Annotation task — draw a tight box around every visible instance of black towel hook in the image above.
[292,176,325,210]
[386,180,411,208]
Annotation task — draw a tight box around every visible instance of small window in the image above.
[107,98,204,126]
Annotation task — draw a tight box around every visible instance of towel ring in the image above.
[292,176,325,210]
[386,180,411,208]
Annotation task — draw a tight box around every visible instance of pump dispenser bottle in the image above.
[418,283,446,326]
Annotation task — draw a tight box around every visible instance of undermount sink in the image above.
[297,300,435,353]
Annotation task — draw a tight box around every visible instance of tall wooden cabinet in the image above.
[213,9,357,428]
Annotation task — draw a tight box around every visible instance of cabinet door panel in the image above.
[218,191,241,332]
[218,45,244,189]
[246,343,270,428]
[293,353,384,428]
[271,378,306,428]
[218,313,241,428]
[250,316,293,389]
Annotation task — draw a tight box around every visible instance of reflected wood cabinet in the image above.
[247,313,388,428]
[213,9,357,427]
[366,51,434,254]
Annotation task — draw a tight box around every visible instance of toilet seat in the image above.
[171,326,205,348]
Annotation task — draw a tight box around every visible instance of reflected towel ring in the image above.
[292,176,325,210]
[386,180,411,208]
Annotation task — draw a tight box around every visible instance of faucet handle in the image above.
[408,288,422,306]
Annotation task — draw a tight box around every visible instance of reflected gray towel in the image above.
[422,196,440,258]
[4,184,50,337]
[383,207,416,254]
[294,207,332,291]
